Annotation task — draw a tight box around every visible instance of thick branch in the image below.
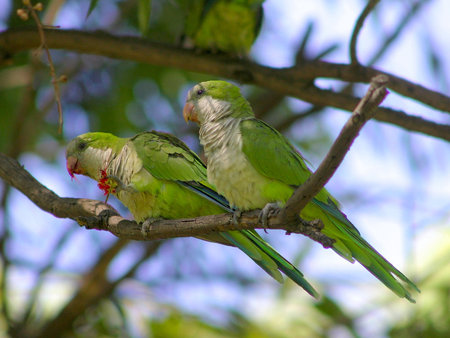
[281,75,389,222]
[0,152,333,247]
[0,28,449,142]
[294,86,450,142]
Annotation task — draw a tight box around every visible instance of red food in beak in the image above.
[183,102,198,123]
[66,156,83,178]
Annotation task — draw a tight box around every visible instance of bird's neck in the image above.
[199,117,242,159]
[106,144,141,185]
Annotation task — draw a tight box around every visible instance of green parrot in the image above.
[66,130,318,297]
[183,80,420,302]
[184,0,264,55]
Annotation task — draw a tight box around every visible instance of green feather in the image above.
[186,80,420,302]
[66,130,318,297]
[185,0,265,54]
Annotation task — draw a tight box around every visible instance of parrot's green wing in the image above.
[240,118,419,302]
[132,131,318,297]
[131,131,208,182]
[240,118,312,186]
[131,131,231,211]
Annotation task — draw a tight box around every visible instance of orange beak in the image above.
[183,102,198,123]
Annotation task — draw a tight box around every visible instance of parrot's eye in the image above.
[78,141,87,150]
[196,89,204,96]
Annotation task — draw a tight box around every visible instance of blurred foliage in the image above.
[0,0,449,337]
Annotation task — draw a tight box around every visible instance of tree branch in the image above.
[349,0,380,65]
[294,85,450,142]
[0,28,449,142]
[0,152,334,248]
[281,75,389,222]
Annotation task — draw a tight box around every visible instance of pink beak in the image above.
[66,156,83,178]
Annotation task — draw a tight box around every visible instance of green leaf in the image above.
[138,0,152,35]
[86,0,100,19]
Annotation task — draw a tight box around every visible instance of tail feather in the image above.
[360,259,415,302]
[220,230,319,298]
[316,199,420,302]
[178,181,234,212]
[242,230,319,299]
[220,231,283,283]
[180,180,319,297]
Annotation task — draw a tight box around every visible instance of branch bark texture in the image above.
[0,28,449,142]
[0,152,331,247]
[281,75,389,222]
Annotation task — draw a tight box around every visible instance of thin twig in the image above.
[0,186,12,325]
[349,0,380,65]
[281,75,389,222]
[22,1,64,133]
[343,0,428,97]
[369,0,429,65]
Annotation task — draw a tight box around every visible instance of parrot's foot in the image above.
[141,218,163,237]
[232,209,242,225]
[288,218,335,249]
[76,209,118,230]
[258,203,281,232]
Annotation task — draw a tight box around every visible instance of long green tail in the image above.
[183,180,319,298]
[220,230,319,298]
[312,199,419,302]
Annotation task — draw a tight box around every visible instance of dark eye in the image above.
[197,89,204,96]
[78,141,87,150]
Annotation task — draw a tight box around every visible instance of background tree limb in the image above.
[0,28,449,142]
[282,75,388,222]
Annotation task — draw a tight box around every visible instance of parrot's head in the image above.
[183,80,254,125]
[66,132,120,181]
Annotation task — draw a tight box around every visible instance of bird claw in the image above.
[141,218,161,237]
[258,203,281,232]
[232,209,242,225]
[76,209,118,230]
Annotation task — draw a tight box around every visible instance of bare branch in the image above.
[0,152,334,248]
[349,0,380,65]
[281,75,389,222]
[0,28,449,142]
[293,85,450,142]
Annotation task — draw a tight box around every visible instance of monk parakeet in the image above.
[184,0,264,55]
[66,131,318,297]
[183,80,419,302]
